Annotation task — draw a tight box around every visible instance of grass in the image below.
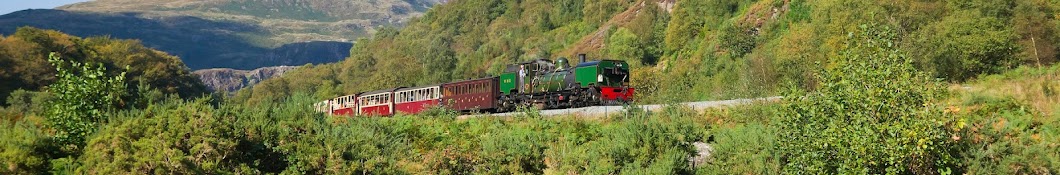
[958,64,1060,116]
[949,64,1060,174]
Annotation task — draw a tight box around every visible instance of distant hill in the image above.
[0,0,442,69]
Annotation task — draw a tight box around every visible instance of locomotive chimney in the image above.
[578,54,586,63]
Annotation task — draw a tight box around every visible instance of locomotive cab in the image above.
[573,59,634,102]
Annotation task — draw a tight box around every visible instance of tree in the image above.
[44,52,127,150]
[606,27,644,66]
[776,23,963,174]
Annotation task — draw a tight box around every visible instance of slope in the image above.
[236,0,1060,105]
[0,27,208,105]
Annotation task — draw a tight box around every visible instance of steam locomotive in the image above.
[316,54,634,116]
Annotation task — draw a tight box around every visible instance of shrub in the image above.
[775,23,963,174]
[0,118,49,174]
[78,99,239,174]
[959,95,1060,174]
[696,124,780,174]
[4,89,52,116]
[543,107,703,174]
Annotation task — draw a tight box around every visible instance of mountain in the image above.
[0,0,442,70]
[193,66,298,92]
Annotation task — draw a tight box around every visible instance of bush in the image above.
[78,98,240,174]
[4,89,52,116]
[775,23,963,174]
[543,106,703,174]
[696,124,780,174]
[911,10,1021,81]
[0,118,49,174]
[959,95,1060,174]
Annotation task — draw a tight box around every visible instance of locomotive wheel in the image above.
[545,95,557,109]
[583,87,600,106]
[498,95,512,113]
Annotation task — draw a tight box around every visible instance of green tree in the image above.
[776,23,963,174]
[909,2,1021,81]
[606,27,644,66]
[44,52,127,150]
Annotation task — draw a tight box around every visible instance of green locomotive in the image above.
[496,54,634,111]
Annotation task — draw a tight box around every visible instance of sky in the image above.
[0,0,91,15]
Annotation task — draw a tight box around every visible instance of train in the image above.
[315,54,634,116]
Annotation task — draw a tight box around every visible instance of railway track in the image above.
[461,96,783,118]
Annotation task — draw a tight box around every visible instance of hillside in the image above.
[0,27,207,104]
[0,0,442,69]
[236,0,1060,105]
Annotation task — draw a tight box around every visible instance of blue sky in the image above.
[0,0,91,15]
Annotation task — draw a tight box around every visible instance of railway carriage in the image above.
[331,94,359,116]
[358,88,399,116]
[442,77,499,112]
[394,85,442,114]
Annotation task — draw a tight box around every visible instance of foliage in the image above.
[4,89,52,116]
[78,98,241,174]
[0,117,50,174]
[718,23,757,57]
[957,89,1060,174]
[605,27,644,66]
[0,27,207,106]
[44,52,127,150]
[910,9,1021,81]
[3,0,1060,174]
[696,124,780,174]
[775,23,963,174]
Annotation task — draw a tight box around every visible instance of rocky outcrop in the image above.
[193,66,298,92]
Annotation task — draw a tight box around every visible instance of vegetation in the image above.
[776,23,961,174]
[0,27,207,106]
[2,0,1060,174]
[45,53,128,150]
[239,0,1059,105]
